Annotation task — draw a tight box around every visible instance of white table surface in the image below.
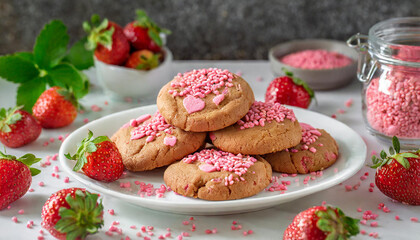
[0,61,419,240]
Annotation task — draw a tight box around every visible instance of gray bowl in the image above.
[268,39,358,90]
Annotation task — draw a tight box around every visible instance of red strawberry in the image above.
[125,50,161,70]
[0,106,42,148]
[84,15,130,65]
[371,136,420,205]
[65,130,124,182]
[41,188,104,240]
[32,87,78,128]
[283,205,359,240]
[123,9,171,53]
[265,70,314,108]
[0,151,41,210]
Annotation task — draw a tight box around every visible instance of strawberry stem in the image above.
[0,106,23,133]
[55,189,104,240]
[281,68,315,98]
[316,206,359,239]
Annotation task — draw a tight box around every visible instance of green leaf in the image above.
[30,168,41,176]
[399,153,419,158]
[0,55,39,83]
[15,52,34,62]
[16,76,48,113]
[48,63,87,99]
[18,153,41,166]
[394,155,411,169]
[92,136,110,144]
[148,29,162,46]
[389,146,395,155]
[392,136,400,154]
[63,37,94,70]
[85,142,97,153]
[380,150,387,159]
[33,20,69,69]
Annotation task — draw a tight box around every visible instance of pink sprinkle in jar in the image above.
[348,17,420,148]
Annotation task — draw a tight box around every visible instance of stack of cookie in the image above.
[111,68,338,201]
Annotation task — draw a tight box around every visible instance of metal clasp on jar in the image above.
[347,33,378,84]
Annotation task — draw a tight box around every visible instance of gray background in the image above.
[1,0,419,60]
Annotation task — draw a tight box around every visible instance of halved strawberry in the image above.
[84,15,130,65]
[371,136,420,205]
[265,69,315,108]
[65,130,124,182]
[123,9,171,53]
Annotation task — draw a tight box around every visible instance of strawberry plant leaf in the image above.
[30,168,41,176]
[394,155,410,169]
[16,76,48,113]
[0,55,39,83]
[399,153,419,158]
[85,142,97,153]
[92,136,111,144]
[148,29,162,46]
[389,146,395,155]
[392,136,400,153]
[15,52,34,62]
[380,150,387,159]
[48,63,89,99]
[18,153,42,166]
[33,20,69,69]
[63,37,94,71]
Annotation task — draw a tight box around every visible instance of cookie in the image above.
[164,149,272,201]
[210,101,302,155]
[111,112,206,171]
[264,123,339,174]
[157,68,255,132]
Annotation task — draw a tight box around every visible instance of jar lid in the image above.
[369,17,420,68]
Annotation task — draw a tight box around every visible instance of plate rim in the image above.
[59,104,366,211]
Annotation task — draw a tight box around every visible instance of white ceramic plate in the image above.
[59,105,366,215]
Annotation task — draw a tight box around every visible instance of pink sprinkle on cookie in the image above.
[131,112,174,143]
[183,149,256,185]
[237,101,296,130]
[170,68,235,102]
[212,94,225,106]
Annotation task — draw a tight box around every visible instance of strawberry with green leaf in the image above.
[124,9,171,53]
[84,15,130,65]
[0,106,42,147]
[125,49,161,70]
[283,205,359,240]
[65,130,124,182]
[265,68,315,109]
[0,20,90,113]
[32,87,78,128]
[371,136,420,205]
[41,188,104,240]
[0,151,41,210]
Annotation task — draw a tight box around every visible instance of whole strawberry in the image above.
[0,151,41,210]
[0,106,42,148]
[371,136,420,205]
[125,50,161,70]
[265,69,314,108]
[65,130,124,182]
[41,188,104,240]
[284,205,359,240]
[123,9,171,53]
[84,15,130,65]
[32,87,78,128]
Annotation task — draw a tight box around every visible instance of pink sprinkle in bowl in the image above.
[268,39,358,90]
[94,47,173,100]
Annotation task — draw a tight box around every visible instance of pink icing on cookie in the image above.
[183,149,257,185]
[164,136,177,146]
[212,94,225,106]
[131,112,174,143]
[183,95,205,114]
[237,101,296,130]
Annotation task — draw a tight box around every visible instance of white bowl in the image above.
[269,39,358,90]
[95,47,173,99]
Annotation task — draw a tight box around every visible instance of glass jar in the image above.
[347,17,420,148]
